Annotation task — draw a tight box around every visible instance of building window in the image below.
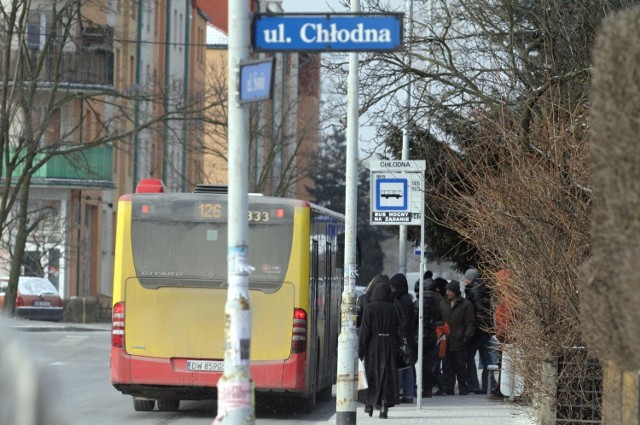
[44,108,61,146]
[26,14,40,49]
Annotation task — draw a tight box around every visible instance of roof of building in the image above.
[206,24,228,46]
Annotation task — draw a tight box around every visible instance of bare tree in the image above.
[0,0,212,312]
[324,0,637,422]
[200,53,322,199]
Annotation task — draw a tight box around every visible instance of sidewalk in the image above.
[6,317,110,332]
[329,393,535,425]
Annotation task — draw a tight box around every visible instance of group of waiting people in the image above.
[356,268,496,419]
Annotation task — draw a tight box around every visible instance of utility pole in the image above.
[214,0,254,423]
[335,0,360,423]
[398,0,414,275]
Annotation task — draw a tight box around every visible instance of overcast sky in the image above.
[281,0,346,13]
[279,0,379,156]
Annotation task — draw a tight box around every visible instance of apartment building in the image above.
[0,0,208,299]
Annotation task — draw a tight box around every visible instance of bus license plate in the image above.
[187,360,224,372]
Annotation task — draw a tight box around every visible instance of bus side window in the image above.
[337,234,345,269]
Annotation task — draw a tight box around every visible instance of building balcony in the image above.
[29,49,115,88]
[10,145,114,188]
[0,25,115,89]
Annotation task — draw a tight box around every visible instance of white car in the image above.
[0,277,64,321]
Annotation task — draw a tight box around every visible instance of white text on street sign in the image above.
[253,13,403,52]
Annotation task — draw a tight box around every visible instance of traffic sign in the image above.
[239,58,274,103]
[369,160,425,225]
[253,13,403,52]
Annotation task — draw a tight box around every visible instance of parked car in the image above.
[0,277,64,321]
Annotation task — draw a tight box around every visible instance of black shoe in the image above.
[459,390,468,396]
[380,401,388,419]
[399,397,413,404]
[364,405,373,416]
[474,389,487,395]
[434,390,450,396]
[423,391,432,398]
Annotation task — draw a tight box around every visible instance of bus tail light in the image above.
[112,302,125,348]
[291,308,307,354]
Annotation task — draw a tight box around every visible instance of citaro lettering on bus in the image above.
[139,271,184,277]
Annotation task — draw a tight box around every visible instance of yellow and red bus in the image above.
[110,179,344,413]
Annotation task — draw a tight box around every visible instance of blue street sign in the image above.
[253,13,403,52]
[239,58,274,103]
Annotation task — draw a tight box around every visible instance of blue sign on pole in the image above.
[375,178,408,211]
[239,58,274,103]
[253,13,403,52]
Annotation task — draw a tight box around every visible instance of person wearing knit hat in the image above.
[446,280,461,296]
[435,280,475,396]
[464,268,480,283]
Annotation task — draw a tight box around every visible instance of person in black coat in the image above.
[358,278,399,418]
[463,268,495,393]
[390,273,417,403]
[357,275,390,329]
[413,275,442,397]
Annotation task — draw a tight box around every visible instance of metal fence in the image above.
[556,348,602,425]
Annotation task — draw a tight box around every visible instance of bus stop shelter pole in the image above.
[336,0,361,423]
[214,0,255,423]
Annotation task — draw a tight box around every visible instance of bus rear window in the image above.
[130,195,295,292]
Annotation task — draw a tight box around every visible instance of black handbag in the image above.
[397,338,417,368]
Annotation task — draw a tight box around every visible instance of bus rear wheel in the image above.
[133,397,156,411]
[300,392,316,414]
[157,399,180,411]
[317,385,333,401]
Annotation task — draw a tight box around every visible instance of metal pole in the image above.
[417,203,425,409]
[398,0,414,274]
[214,0,254,423]
[336,0,360,423]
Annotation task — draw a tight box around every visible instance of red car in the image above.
[0,277,64,321]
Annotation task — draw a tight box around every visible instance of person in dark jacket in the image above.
[413,275,441,397]
[463,268,495,393]
[358,279,400,418]
[433,277,448,301]
[436,280,475,396]
[357,275,390,329]
[431,276,448,392]
[390,273,417,404]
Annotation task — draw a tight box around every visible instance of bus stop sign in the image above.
[369,160,425,225]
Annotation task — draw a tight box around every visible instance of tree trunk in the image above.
[5,174,33,315]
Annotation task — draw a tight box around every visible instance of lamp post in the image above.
[335,0,361,423]
[398,0,414,275]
